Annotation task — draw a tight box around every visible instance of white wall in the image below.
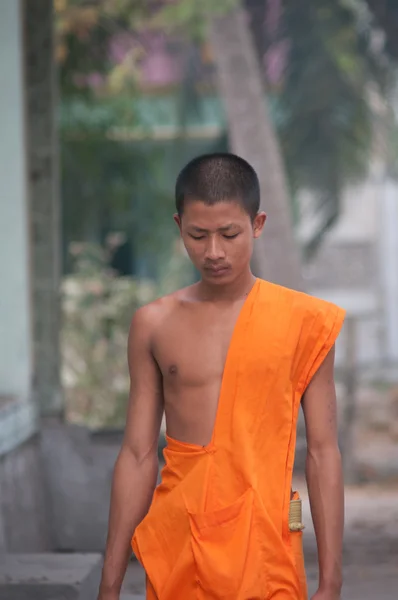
[0,0,32,400]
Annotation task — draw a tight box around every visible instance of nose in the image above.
[204,235,225,261]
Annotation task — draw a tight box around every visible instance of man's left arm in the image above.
[302,344,344,600]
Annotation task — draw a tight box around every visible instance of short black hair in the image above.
[175,153,260,220]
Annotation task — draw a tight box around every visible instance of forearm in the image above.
[99,446,158,596]
[306,444,344,593]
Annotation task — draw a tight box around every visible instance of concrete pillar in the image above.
[379,178,398,362]
[23,0,63,416]
[0,0,32,402]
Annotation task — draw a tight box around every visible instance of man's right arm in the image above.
[98,306,163,600]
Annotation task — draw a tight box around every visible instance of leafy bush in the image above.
[62,241,156,428]
[61,237,192,428]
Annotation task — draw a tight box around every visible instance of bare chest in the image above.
[153,303,244,388]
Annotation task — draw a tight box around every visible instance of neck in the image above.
[197,270,257,302]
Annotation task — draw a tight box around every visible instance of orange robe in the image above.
[132,279,345,599]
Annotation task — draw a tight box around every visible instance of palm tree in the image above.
[208,0,391,287]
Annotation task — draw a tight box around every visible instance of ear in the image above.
[253,211,266,238]
[174,213,182,232]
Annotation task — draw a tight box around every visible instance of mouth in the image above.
[204,266,230,276]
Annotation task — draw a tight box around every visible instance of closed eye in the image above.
[188,233,239,240]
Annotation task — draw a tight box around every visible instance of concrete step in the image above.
[0,553,102,600]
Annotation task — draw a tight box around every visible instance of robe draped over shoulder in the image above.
[132,279,346,600]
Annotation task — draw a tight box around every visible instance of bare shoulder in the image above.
[129,284,196,344]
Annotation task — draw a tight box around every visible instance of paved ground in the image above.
[122,564,398,600]
[121,480,398,599]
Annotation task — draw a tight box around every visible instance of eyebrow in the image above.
[189,224,238,233]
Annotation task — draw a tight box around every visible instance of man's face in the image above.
[175,199,266,284]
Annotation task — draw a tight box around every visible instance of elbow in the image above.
[119,439,158,470]
[112,443,159,490]
[306,440,342,471]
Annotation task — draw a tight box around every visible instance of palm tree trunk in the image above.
[209,6,303,290]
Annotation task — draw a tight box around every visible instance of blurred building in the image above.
[0,0,59,551]
[300,172,398,372]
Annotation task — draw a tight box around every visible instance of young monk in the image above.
[97,153,345,600]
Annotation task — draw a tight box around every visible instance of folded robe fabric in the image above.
[132,278,346,600]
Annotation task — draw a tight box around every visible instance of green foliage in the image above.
[55,0,237,97]
[55,0,148,97]
[57,0,398,258]
[59,96,138,136]
[62,242,156,428]
[61,133,183,279]
[148,0,238,40]
[278,1,378,194]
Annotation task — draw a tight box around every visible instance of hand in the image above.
[311,587,341,600]
[97,588,119,600]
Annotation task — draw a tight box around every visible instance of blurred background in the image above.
[0,0,397,598]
